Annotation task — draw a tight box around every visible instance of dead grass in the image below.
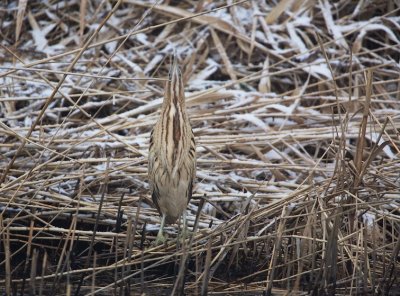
[0,0,399,295]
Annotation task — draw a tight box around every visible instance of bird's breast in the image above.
[158,104,188,173]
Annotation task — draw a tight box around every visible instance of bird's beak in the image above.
[169,53,180,82]
[165,52,185,104]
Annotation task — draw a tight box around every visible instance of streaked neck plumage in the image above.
[162,56,186,111]
[158,56,190,175]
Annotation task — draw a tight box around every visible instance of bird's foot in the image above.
[178,226,192,244]
[153,231,167,246]
[152,214,167,246]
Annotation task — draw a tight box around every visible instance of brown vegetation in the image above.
[0,0,399,295]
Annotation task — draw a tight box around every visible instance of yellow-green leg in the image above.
[155,214,167,245]
[180,210,190,242]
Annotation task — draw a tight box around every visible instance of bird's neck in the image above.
[162,79,187,115]
[159,92,189,173]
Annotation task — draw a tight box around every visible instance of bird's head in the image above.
[165,53,185,105]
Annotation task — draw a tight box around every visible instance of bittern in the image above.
[148,54,196,245]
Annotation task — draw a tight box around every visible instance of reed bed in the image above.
[0,0,399,295]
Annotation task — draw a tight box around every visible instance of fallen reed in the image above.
[0,0,399,295]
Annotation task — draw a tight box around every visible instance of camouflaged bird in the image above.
[148,54,196,244]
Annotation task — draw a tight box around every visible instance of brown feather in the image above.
[148,55,196,224]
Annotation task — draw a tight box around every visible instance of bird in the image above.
[148,54,196,245]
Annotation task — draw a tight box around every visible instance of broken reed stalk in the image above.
[171,198,205,295]
[354,69,373,187]
[74,158,110,296]
[0,0,125,184]
[1,215,11,296]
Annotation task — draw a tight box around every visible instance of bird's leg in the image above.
[179,210,190,243]
[155,214,167,245]
[183,210,187,240]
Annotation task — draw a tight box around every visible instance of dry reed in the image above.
[0,0,399,295]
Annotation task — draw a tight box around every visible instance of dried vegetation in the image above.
[0,0,399,295]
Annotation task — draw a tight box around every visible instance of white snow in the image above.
[265,149,283,160]
[304,61,332,80]
[319,0,348,50]
[366,133,395,159]
[135,33,150,45]
[233,114,269,132]
[144,54,163,74]
[287,22,309,60]
[190,58,219,84]
[362,212,375,226]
